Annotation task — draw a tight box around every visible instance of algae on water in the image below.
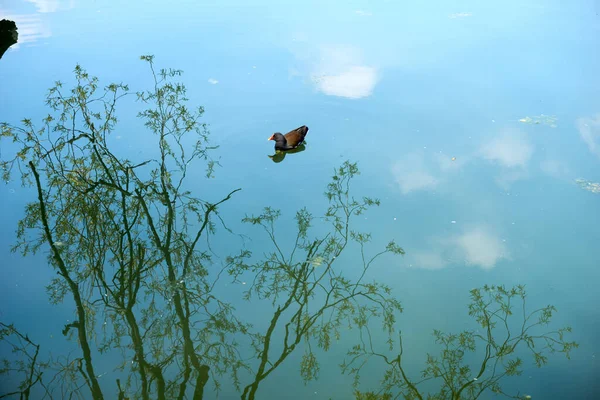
[518,114,558,128]
[575,178,600,194]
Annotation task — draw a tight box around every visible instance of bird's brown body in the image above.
[268,125,309,151]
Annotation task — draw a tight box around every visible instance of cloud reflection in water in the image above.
[410,226,509,271]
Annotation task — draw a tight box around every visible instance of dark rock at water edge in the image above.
[0,19,18,60]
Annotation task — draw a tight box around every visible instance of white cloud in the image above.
[391,153,439,194]
[391,151,470,195]
[312,66,377,99]
[453,227,508,270]
[391,131,534,194]
[25,0,73,13]
[409,226,509,271]
[0,12,51,48]
[494,168,530,190]
[540,159,570,179]
[26,0,58,13]
[480,132,533,168]
[480,131,533,188]
[449,12,473,19]
[1,0,71,50]
[576,114,600,158]
[292,44,379,99]
[355,10,372,17]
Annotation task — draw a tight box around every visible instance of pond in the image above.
[1,1,599,399]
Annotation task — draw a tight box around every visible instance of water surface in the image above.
[1,0,599,398]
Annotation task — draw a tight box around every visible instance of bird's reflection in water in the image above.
[268,143,307,163]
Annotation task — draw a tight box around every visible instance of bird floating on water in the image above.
[268,125,309,151]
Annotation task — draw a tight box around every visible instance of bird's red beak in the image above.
[268,135,275,141]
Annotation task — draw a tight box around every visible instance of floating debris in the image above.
[310,256,324,267]
[451,157,456,161]
[575,178,600,194]
[449,12,472,18]
[518,114,558,128]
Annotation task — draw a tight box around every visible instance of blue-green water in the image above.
[1,0,599,399]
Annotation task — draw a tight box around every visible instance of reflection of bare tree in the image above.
[0,323,43,399]
[0,57,578,400]
[1,56,247,399]
[1,320,103,400]
[344,285,578,400]
[230,161,405,400]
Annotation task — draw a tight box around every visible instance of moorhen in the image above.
[268,125,309,151]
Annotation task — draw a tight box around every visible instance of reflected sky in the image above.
[410,225,510,270]
[578,113,600,158]
[0,10,50,48]
[1,0,600,398]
